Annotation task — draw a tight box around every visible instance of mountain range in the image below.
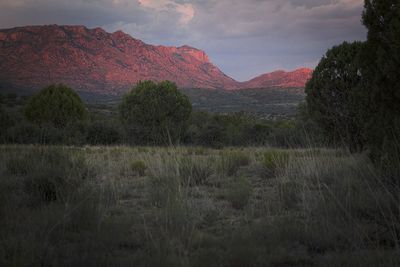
[0,25,312,94]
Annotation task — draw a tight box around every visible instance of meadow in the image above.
[1,145,399,266]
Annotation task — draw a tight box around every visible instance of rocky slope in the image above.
[0,25,311,93]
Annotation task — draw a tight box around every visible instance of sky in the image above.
[0,0,366,81]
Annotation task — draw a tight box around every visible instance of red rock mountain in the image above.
[0,25,311,93]
[241,68,313,89]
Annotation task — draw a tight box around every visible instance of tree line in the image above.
[1,82,319,148]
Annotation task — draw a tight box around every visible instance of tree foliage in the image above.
[119,81,192,145]
[25,84,87,128]
[362,0,400,164]
[305,41,365,151]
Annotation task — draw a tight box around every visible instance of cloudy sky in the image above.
[0,0,366,81]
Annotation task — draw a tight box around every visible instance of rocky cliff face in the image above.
[241,68,313,89]
[0,25,311,94]
[0,25,239,93]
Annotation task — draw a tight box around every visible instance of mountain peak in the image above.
[0,25,238,93]
[0,25,312,93]
[177,45,210,62]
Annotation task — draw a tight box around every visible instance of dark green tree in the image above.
[305,41,365,151]
[362,0,400,165]
[119,81,192,145]
[25,84,87,128]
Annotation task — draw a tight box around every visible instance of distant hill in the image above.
[242,68,312,89]
[0,25,312,94]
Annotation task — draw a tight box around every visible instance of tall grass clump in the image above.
[130,159,147,176]
[5,147,89,204]
[281,150,400,257]
[0,146,128,267]
[261,149,290,177]
[145,174,200,266]
[217,150,250,177]
[178,156,214,186]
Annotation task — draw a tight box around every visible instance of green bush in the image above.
[262,150,290,177]
[196,120,227,148]
[4,121,42,144]
[119,80,192,145]
[6,148,89,204]
[25,84,87,128]
[130,160,147,176]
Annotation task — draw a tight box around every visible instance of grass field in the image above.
[1,145,399,266]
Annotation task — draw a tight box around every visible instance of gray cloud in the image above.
[0,0,366,81]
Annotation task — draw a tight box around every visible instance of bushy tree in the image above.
[305,41,365,151]
[119,81,192,145]
[362,0,400,165]
[25,84,87,128]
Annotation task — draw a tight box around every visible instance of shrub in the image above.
[130,160,147,176]
[262,150,290,177]
[119,80,192,145]
[25,84,87,128]
[87,121,121,145]
[225,176,252,209]
[6,148,89,204]
[4,121,42,144]
[197,120,227,148]
[285,151,400,251]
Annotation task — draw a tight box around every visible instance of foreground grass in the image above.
[0,145,399,266]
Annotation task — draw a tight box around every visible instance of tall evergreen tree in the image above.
[362,0,400,166]
[305,41,365,151]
